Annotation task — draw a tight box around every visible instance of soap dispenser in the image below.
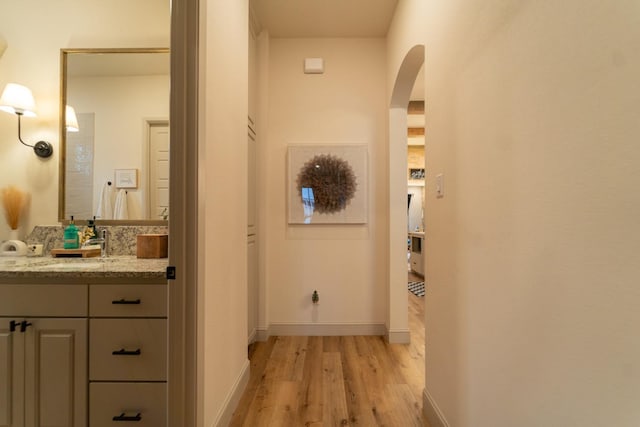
[63,216,79,249]
[87,216,97,239]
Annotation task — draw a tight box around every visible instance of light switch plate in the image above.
[435,173,444,198]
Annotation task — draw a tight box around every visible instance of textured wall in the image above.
[262,38,388,330]
[388,0,640,425]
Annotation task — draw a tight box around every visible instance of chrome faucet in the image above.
[85,229,108,257]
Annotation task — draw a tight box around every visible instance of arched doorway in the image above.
[388,44,425,343]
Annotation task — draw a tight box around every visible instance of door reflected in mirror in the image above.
[59,48,170,223]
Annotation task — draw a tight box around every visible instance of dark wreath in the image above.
[296,154,357,214]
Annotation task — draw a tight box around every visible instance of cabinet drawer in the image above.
[90,382,166,427]
[0,284,87,316]
[90,285,166,317]
[90,319,167,381]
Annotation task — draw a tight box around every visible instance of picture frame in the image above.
[114,169,138,189]
[288,144,368,224]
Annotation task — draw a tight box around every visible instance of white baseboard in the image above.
[247,328,257,345]
[423,387,449,427]
[256,327,269,342]
[213,359,251,427]
[387,328,410,344]
[268,322,386,336]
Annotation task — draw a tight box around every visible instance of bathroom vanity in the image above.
[0,256,167,427]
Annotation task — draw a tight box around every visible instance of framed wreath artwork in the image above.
[288,144,368,224]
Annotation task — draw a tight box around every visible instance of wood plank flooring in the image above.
[230,279,428,427]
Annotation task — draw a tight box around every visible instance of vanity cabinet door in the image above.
[23,318,87,427]
[0,317,87,427]
[0,321,25,427]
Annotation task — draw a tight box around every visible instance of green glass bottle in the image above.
[63,216,79,249]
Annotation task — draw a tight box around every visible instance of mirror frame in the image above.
[59,47,170,225]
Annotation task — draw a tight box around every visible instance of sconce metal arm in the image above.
[16,113,53,158]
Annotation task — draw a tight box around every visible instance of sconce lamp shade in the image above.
[0,82,53,158]
[66,105,79,132]
[0,83,37,117]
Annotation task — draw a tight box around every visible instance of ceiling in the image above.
[251,0,399,38]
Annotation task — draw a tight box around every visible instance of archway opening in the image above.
[388,44,425,343]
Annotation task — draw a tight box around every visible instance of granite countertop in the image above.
[0,255,168,280]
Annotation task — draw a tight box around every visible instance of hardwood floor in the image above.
[230,276,428,427]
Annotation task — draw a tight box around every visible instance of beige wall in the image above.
[389,0,640,425]
[199,0,250,425]
[262,38,388,330]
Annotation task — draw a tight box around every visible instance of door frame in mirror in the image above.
[59,47,170,225]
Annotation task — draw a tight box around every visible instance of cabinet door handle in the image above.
[9,320,18,332]
[112,348,142,356]
[111,298,141,305]
[20,321,32,332]
[112,412,142,421]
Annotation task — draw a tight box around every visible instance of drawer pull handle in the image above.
[9,320,18,332]
[112,348,142,356]
[112,412,142,421]
[112,298,142,305]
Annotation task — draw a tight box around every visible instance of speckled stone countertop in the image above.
[25,225,169,257]
[0,256,167,280]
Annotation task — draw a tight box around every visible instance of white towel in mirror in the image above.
[95,181,114,219]
[113,189,129,220]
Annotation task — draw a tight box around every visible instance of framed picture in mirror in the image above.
[115,169,138,189]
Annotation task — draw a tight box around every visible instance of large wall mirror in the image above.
[59,48,170,224]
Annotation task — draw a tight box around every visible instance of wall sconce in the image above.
[66,105,79,132]
[0,83,54,158]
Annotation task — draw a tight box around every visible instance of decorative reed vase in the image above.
[8,229,19,241]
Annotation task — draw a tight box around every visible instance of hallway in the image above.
[229,284,427,426]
